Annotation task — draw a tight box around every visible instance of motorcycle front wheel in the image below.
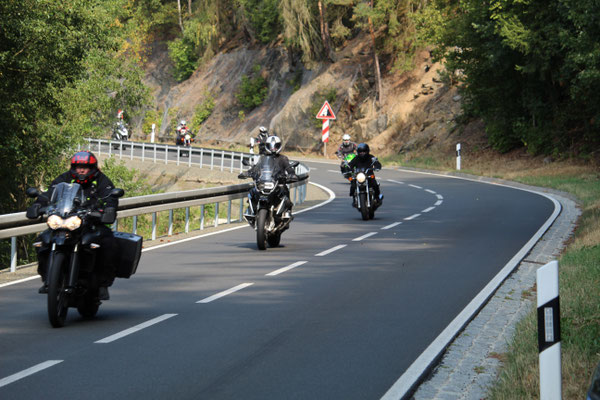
[267,231,281,248]
[256,209,268,250]
[47,251,69,328]
[359,192,369,220]
[77,288,100,319]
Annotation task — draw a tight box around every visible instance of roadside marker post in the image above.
[456,143,461,170]
[316,101,336,158]
[537,260,562,400]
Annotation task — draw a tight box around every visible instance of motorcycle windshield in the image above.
[256,156,276,183]
[47,182,85,217]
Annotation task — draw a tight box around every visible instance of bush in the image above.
[191,92,215,131]
[236,65,269,109]
[168,37,198,82]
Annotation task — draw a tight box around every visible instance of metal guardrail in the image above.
[1,139,310,273]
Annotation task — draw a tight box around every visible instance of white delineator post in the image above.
[151,123,156,143]
[456,143,461,170]
[537,260,562,400]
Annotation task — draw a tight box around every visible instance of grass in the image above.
[397,150,600,399]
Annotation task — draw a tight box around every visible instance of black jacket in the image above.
[336,142,357,158]
[35,170,118,211]
[348,154,382,172]
[241,154,297,182]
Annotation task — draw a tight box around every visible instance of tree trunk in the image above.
[317,1,332,61]
[188,0,192,15]
[177,0,184,33]
[368,1,383,105]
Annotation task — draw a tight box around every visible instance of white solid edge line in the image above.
[381,222,402,230]
[353,232,378,242]
[315,244,347,257]
[422,207,435,213]
[436,194,444,200]
[0,360,63,388]
[380,183,562,399]
[266,261,308,276]
[434,200,443,206]
[327,170,340,173]
[404,214,421,221]
[425,189,437,194]
[0,275,40,288]
[95,314,177,344]
[197,283,254,304]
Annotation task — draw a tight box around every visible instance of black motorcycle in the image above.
[26,182,142,327]
[349,162,382,220]
[240,156,298,250]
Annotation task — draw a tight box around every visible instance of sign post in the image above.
[316,100,336,158]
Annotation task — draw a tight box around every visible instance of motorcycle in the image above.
[339,152,356,179]
[348,161,382,220]
[26,183,142,328]
[112,121,129,149]
[175,127,193,157]
[239,156,299,250]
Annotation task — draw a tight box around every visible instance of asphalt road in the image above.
[0,156,556,400]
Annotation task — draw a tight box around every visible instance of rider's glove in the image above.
[238,171,250,179]
[26,203,41,219]
[100,207,117,224]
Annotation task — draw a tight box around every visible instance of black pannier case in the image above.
[114,232,143,278]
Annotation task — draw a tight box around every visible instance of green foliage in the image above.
[238,0,282,43]
[142,109,164,137]
[280,0,323,64]
[168,37,199,81]
[418,0,600,155]
[287,69,304,92]
[191,92,216,130]
[100,157,153,197]
[236,65,269,109]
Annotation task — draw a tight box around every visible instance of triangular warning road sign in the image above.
[316,100,336,120]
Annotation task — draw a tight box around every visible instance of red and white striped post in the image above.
[316,100,336,158]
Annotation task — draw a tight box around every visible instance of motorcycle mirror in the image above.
[26,187,40,198]
[242,158,250,166]
[289,161,300,168]
[111,188,125,198]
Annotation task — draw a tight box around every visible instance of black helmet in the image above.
[70,151,99,185]
[356,143,370,159]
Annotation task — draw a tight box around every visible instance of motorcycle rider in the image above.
[238,135,298,219]
[249,126,269,155]
[27,151,118,300]
[348,143,383,206]
[336,134,357,177]
[336,134,357,159]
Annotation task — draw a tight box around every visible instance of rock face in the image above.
[143,35,476,158]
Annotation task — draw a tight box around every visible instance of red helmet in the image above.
[70,151,99,184]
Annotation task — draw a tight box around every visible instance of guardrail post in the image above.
[214,202,219,227]
[177,147,180,166]
[119,142,123,159]
[230,152,234,173]
[10,237,17,273]
[154,143,157,163]
[97,139,101,155]
[152,212,157,240]
[164,144,168,165]
[109,141,112,156]
[227,200,232,224]
[220,150,225,171]
[293,186,298,204]
[130,142,134,160]
[211,149,215,170]
[188,149,192,167]
[199,148,203,168]
[133,215,138,235]
[142,142,145,162]
[185,207,190,233]
[239,199,244,222]
[200,205,205,230]
[168,209,174,236]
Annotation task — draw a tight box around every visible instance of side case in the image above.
[114,231,143,278]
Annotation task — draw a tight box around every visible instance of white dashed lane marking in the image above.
[405,214,421,221]
[95,314,178,343]
[353,232,378,242]
[266,261,308,276]
[197,283,254,304]
[315,245,347,257]
[422,207,435,213]
[0,360,63,388]
[381,222,402,230]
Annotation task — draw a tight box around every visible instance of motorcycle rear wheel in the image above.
[359,193,369,220]
[77,289,100,319]
[256,209,268,250]
[47,251,69,328]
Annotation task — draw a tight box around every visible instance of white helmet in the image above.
[342,134,351,142]
[265,135,282,154]
[180,120,187,126]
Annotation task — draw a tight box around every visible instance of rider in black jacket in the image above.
[28,151,118,300]
[239,135,298,218]
[348,143,383,205]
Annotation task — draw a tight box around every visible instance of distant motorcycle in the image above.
[339,152,356,179]
[26,183,142,328]
[175,127,193,157]
[112,121,129,149]
[348,161,382,220]
[239,156,299,250]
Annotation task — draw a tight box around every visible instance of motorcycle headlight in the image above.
[259,182,275,192]
[357,172,366,183]
[47,215,82,231]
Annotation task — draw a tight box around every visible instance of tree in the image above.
[280,0,323,64]
[352,1,384,104]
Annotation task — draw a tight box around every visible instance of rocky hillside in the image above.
[141,34,483,159]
